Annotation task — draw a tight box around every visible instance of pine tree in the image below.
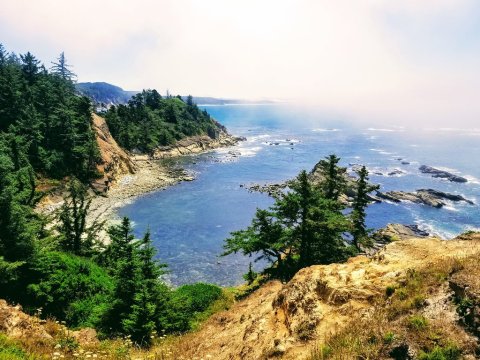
[314,154,347,202]
[57,178,102,256]
[351,166,379,251]
[50,52,76,81]
[20,52,40,85]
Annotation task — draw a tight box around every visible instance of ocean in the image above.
[117,104,480,286]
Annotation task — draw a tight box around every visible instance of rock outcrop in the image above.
[167,235,480,359]
[419,165,468,183]
[92,114,137,193]
[376,189,474,208]
[152,133,244,159]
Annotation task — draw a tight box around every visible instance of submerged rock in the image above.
[419,165,468,183]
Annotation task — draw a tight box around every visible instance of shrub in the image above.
[385,285,396,297]
[418,345,461,360]
[383,332,395,344]
[0,334,34,360]
[26,251,114,327]
[408,315,429,331]
[163,283,223,333]
[172,283,222,313]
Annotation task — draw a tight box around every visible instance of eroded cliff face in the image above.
[92,114,137,193]
[164,233,480,360]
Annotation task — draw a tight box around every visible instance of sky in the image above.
[1,0,480,125]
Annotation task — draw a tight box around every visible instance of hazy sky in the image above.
[1,0,479,125]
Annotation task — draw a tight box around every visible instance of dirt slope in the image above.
[165,235,480,359]
[91,114,137,193]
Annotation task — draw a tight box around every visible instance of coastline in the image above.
[87,132,242,226]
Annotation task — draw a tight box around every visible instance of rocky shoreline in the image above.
[87,133,243,225]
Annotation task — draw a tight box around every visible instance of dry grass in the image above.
[308,256,480,360]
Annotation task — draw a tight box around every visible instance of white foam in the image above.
[248,134,270,142]
[237,146,262,157]
[442,204,459,212]
[413,219,455,240]
[367,127,400,132]
[312,128,340,132]
[464,175,480,185]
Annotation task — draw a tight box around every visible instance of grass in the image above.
[0,334,36,360]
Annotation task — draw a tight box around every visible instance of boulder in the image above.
[376,189,474,208]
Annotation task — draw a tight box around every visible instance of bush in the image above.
[26,251,114,327]
[385,285,396,297]
[163,283,223,333]
[418,345,461,360]
[408,315,429,331]
[172,283,222,313]
[0,334,34,360]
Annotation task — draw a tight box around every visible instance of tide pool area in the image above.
[118,104,480,286]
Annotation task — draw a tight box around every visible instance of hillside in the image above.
[1,232,479,359]
[152,232,480,359]
[75,82,137,105]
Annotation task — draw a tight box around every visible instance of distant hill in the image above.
[76,82,138,105]
[76,82,277,106]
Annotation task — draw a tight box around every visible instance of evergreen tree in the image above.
[351,166,379,250]
[313,154,347,201]
[50,52,76,81]
[20,52,40,85]
[57,178,102,256]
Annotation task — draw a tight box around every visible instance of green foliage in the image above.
[408,315,429,331]
[25,251,113,328]
[383,331,395,344]
[418,345,461,360]
[385,285,396,297]
[0,45,101,181]
[100,218,170,346]
[351,166,379,250]
[0,334,35,360]
[243,262,257,285]
[224,155,370,281]
[56,178,102,256]
[105,90,224,153]
[164,283,223,332]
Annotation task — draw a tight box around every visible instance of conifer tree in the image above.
[314,154,347,202]
[50,52,76,81]
[351,166,379,250]
[57,178,102,256]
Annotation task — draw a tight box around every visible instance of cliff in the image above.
[1,233,479,359]
[159,232,480,359]
[91,113,137,193]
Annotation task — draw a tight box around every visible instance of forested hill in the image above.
[104,91,228,153]
[76,82,137,105]
[0,46,100,182]
[76,81,275,106]
[0,45,228,181]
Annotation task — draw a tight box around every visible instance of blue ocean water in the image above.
[117,104,480,286]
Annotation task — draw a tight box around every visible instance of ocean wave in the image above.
[248,134,271,142]
[369,148,394,155]
[442,203,459,212]
[367,127,403,132]
[464,175,480,185]
[312,128,340,132]
[413,219,456,240]
[237,146,262,157]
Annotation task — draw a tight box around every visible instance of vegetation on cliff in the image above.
[105,91,227,153]
[0,45,230,348]
[223,155,378,281]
